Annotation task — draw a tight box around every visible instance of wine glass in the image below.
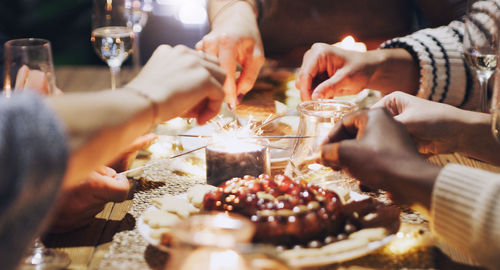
[124,0,152,72]
[463,0,498,112]
[3,38,71,269]
[91,0,135,90]
[3,38,57,97]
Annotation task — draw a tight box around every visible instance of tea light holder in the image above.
[206,140,270,186]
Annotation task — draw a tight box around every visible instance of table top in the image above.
[43,66,499,270]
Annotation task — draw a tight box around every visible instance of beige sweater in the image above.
[431,164,500,269]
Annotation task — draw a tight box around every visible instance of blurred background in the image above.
[0,0,465,68]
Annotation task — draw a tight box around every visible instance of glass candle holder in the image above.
[286,100,358,189]
[206,139,270,186]
[165,213,289,270]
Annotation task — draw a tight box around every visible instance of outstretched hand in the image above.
[196,6,264,107]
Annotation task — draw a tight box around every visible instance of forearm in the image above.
[208,0,258,26]
[46,89,154,186]
[457,111,500,165]
[368,48,419,96]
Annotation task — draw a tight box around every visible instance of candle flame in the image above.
[335,35,367,52]
[209,117,264,153]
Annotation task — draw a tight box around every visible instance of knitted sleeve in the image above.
[431,164,500,268]
[0,91,68,269]
[381,0,500,108]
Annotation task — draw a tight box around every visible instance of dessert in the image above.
[202,174,344,246]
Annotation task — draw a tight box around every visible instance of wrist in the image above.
[123,86,160,129]
[395,159,440,210]
[210,0,258,27]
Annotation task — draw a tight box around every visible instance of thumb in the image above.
[321,142,342,170]
[311,68,350,100]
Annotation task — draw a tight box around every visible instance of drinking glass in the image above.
[3,38,56,97]
[124,0,152,72]
[91,0,135,90]
[3,38,70,269]
[285,100,357,189]
[463,0,498,112]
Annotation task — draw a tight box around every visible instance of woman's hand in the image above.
[49,166,129,233]
[372,92,500,165]
[296,43,382,101]
[321,108,440,209]
[126,45,226,125]
[196,2,264,107]
[296,45,419,101]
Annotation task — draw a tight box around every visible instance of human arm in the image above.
[47,45,225,187]
[197,0,265,107]
[296,44,419,100]
[320,108,500,268]
[372,91,500,165]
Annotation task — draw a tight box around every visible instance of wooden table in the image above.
[44,66,500,270]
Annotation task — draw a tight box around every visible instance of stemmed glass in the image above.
[124,0,152,72]
[463,0,498,112]
[3,38,71,269]
[91,0,135,90]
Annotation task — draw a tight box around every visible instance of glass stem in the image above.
[477,71,492,113]
[132,31,141,73]
[110,65,121,90]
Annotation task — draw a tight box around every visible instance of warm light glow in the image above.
[386,231,422,254]
[209,250,245,270]
[178,3,207,25]
[209,118,264,153]
[334,35,367,52]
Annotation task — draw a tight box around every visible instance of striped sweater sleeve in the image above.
[381,0,500,109]
[430,164,500,268]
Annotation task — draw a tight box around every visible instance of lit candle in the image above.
[334,35,367,52]
[206,139,270,186]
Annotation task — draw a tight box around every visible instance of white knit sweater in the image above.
[381,0,500,110]
[431,164,500,269]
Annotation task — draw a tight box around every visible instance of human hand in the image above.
[296,43,382,101]
[321,108,440,208]
[126,45,226,125]
[49,166,129,232]
[108,133,157,172]
[372,91,478,155]
[14,65,63,95]
[196,8,264,107]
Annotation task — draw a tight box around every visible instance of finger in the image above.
[201,35,219,58]
[91,173,130,202]
[197,80,225,124]
[196,50,220,66]
[236,46,264,96]
[321,143,342,170]
[195,40,203,51]
[311,68,350,100]
[200,59,226,85]
[296,50,321,101]
[323,110,365,144]
[25,70,50,95]
[14,65,30,90]
[218,40,238,107]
